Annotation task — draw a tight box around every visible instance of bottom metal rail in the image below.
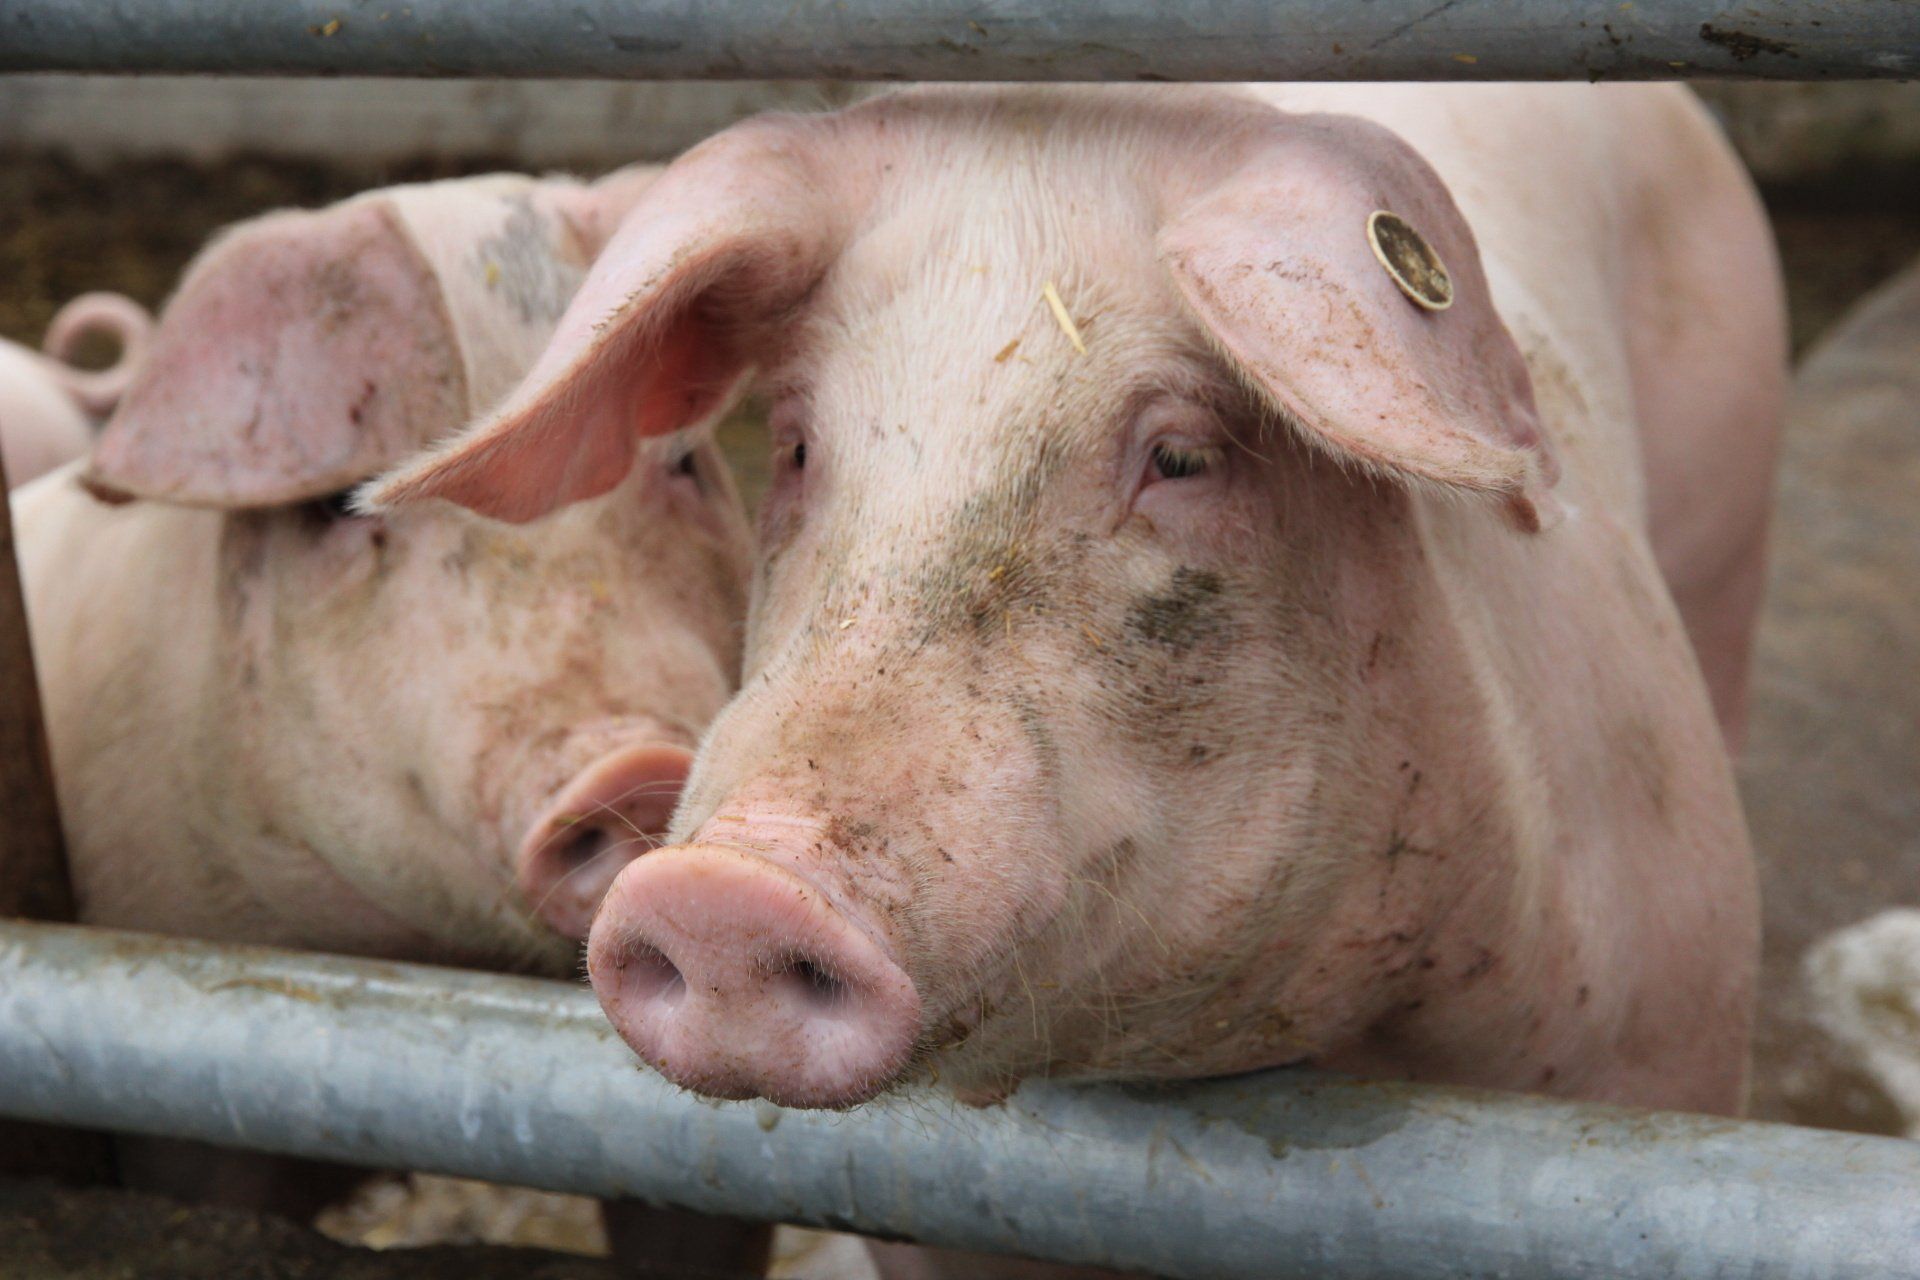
[0,921,1915,1279]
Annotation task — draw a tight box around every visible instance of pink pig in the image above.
[0,293,151,487]
[14,168,752,970]
[375,84,1782,1119]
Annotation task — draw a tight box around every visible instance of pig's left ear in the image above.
[1160,114,1560,533]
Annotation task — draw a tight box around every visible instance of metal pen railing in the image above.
[1,0,1914,82]
[4,922,1916,1280]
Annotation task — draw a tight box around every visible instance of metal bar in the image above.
[1,0,1914,81]
[2,923,1917,1279]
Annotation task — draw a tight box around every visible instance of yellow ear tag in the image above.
[1367,210,1454,312]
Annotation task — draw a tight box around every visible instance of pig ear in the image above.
[557,163,666,257]
[85,200,467,508]
[1160,115,1559,533]
[363,126,844,523]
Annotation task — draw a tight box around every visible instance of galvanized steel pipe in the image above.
[1,923,1917,1278]
[1,0,1914,80]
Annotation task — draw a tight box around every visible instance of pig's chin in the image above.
[264,829,581,977]
[656,1046,917,1112]
[498,925,589,980]
[645,996,1021,1111]
[628,968,1060,1111]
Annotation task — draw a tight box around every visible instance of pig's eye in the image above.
[765,396,811,487]
[1149,442,1219,482]
[667,447,707,495]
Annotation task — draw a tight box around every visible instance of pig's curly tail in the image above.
[41,292,155,419]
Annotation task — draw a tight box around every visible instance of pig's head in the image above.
[81,170,751,971]
[372,88,1557,1102]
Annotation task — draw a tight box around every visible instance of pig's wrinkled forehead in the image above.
[832,84,1272,172]
[752,86,1269,386]
[765,188,1221,445]
[800,85,1272,228]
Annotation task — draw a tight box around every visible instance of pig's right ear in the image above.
[1160,114,1559,533]
[364,126,846,523]
[85,201,468,508]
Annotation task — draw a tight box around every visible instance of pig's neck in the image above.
[24,490,436,958]
[20,493,273,941]
[1313,504,1753,1115]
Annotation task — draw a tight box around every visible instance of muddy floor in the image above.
[0,1176,640,1279]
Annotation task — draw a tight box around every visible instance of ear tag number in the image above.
[1368,210,1454,312]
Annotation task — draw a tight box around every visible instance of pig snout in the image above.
[517,744,694,940]
[587,846,921,1109]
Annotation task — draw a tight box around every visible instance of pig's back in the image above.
[12,462,221,720]
[1,341,91,488]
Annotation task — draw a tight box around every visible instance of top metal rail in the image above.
[2,0,1915,81]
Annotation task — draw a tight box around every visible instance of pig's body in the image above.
[1739,255,1920,1135]
[0,339,91,487]
[12,170,762,1265]
[380,85,1775,1122]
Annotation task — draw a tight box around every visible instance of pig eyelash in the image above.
[766,427,809,476]
[667,447,709,496]
[1148,441,1221,482]
[761,391,815,491]
[300,488,365,524]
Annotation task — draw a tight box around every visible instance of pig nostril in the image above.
[615,941,687,1008]
[777,954,848,1008]
[554,824,614,871]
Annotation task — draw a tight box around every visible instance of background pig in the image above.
[14,167,752,971]
[0,292,150,487]
[1738,254,1920,1134]
[374,84,1777,1123]
[11,166,761,1265]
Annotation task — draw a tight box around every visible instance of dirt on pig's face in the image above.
[668,176,1463,1097]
